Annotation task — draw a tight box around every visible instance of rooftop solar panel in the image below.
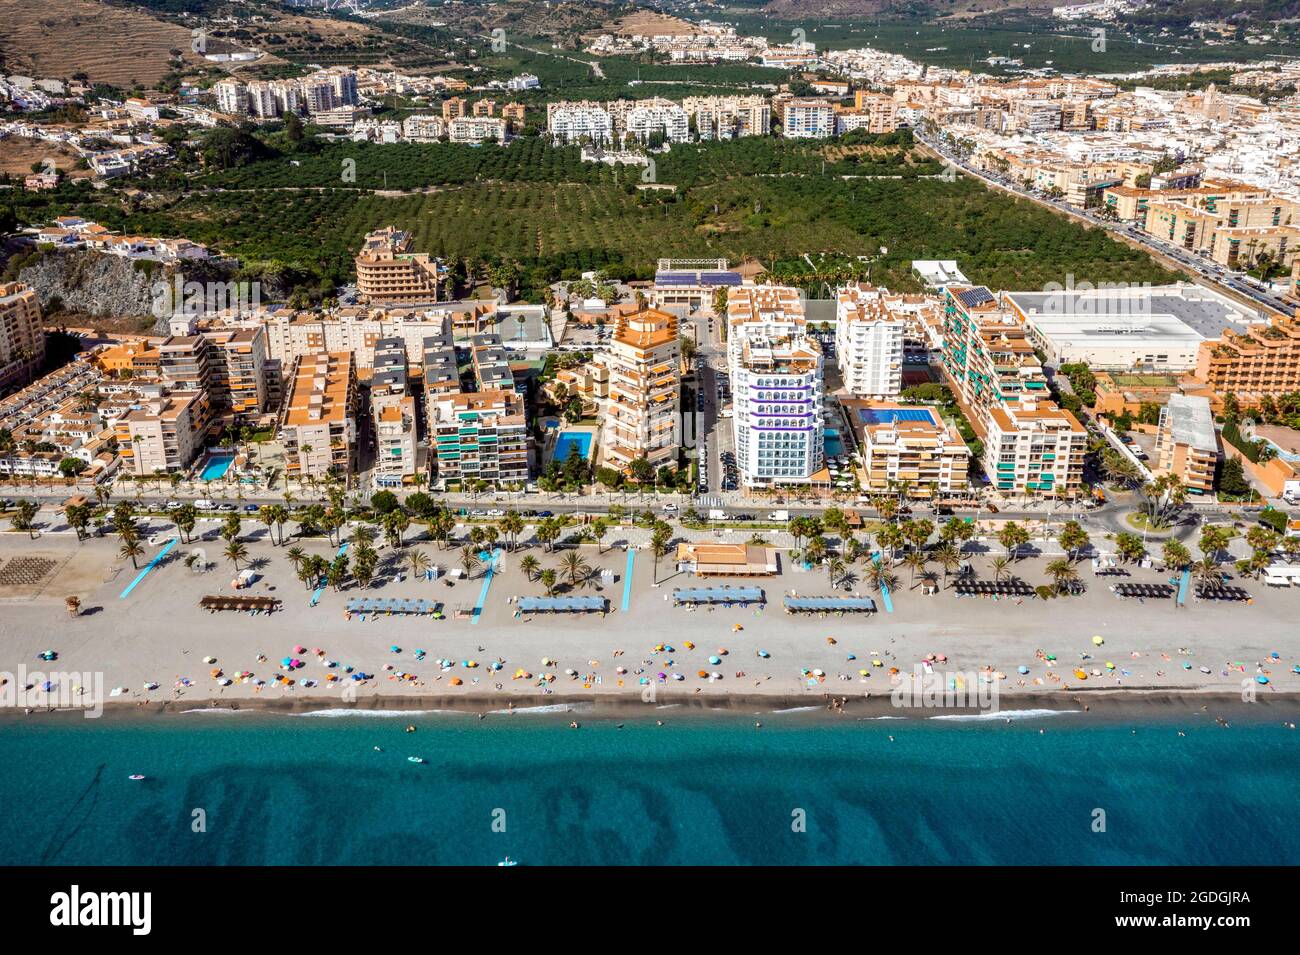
[955,287,995,309]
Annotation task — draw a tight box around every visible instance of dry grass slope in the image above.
[0,0,202,86]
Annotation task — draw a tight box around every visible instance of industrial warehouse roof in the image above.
[1005,285,1252,342]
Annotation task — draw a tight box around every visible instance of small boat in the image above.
[497,857,518,867]
[407,756,425,764]
[128,774,146,781]
[373,746,383,752]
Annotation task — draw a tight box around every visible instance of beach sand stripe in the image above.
[119,537,177,599]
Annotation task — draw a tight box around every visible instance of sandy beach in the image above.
[2,516,1297,717]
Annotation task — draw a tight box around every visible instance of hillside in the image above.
[0,0,204,86]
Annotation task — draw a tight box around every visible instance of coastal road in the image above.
[914,133,1291,318]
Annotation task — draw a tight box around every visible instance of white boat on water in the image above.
[407,756,425,764]
[497,857,517,867]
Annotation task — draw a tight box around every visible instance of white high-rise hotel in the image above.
[835,282,906,397]
[726,285,825,487]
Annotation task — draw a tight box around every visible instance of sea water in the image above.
[1,711,1297,865]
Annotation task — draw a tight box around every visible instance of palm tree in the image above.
[500,510,525,552]
[224,539,249,572]
[826,556,845,590]
[932,541,960,589]
[649,523,672,584]
[407,548,431,580]
[1045,557,1079,594]
[11,499,38,538]
[902,550,928,587]
[285,546,306,576]
[65,595,81,617]
[1057,520,1090,562]
[1192,557,1222,588]
[520,554,540,581]
[119,538,145,569]
[174,503,197,544]
[459,545,481,580]
[1161,540,1192,571]
[990,556,1011,583]
[866,561,899,596]
[559,551,590,588]
[539,568,559,597]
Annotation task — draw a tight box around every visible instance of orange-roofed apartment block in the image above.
[1194,312,1300,399]
[355,227,443,304]
[279,352,358,479]
[599,308,681,474]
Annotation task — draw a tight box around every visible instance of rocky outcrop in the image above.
[16,249,264,333]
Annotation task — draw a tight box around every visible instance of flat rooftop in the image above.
[1164,393,1217,453]
[1006,285,1253,343]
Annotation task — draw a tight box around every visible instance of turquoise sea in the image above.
[2,709,1298,866]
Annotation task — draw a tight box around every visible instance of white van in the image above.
[196,499,217,510]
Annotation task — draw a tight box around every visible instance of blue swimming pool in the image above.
[199,453,234,481]
[825,428,845,457]
[857,408,937,426]
[553,432,592,462]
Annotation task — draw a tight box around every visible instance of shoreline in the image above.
[9,687,1300,723]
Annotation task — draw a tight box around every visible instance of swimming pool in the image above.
[857,408,937,426]
[199,454,234,481]
[825,428,845,458]
[553,432,593,462]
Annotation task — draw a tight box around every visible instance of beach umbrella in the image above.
[936,654,947,663]
[924,653,935,662]
[665,646,675,653]
[757,650,770,659]
[673,673,685,681]
[293,645,306,654]
[639,677,650,685]
[1105,662,1115,670]
[1018,666,1030,675]
[711,672,723,680]
[709,655,722,665]
[888,667,898,675]
[312,648,324,655]
[449,677,463,686]
[1271,651,1280,659]
[1092,636,1104,646]
[1074,669,1088,680]
[565,668,577,676]
[813,668,825,677]
[1199,666,1212,674]
[41,681,54,691]
[1183,662,1193,670]
[281,657,293,667]
[1257,676,1270,685]
[859,668,870,676]
[872,659,883,667]
[698,670,709,678]
[210,668,222,678]
[218,678,232,687]
[390,646,401,654]
[846,653,856,661]
[616,666,627,674]
[203,656,216,664]
[684,642,695,650]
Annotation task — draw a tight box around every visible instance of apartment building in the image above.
[355,227,443,304]
[1145,190,1298,270]
[95,340,160,377]
[835,93,899,134]
[726,286,825,487]
[373,393,419,488]
[280,352,358,479]
[0,282,46,397]
[115,391,208,476]
[849,402,970,497]
[599,308,681,474]
[157,328,267,427]
[470,334,517,394]
[681,95,770,140]
[429,389,529,486]
[547,102,613,144]
[624,99,690,143]
[442,97,466,120]
[449,116,507,144]
[941,286,1051,415]
[402,114,446,142]
[781,98,837,138]
[834,283,906,398]
[1194,313,1300,398]
[1155,394,1218,494]
[984,396,1087,498]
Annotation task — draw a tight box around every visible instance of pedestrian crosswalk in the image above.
[696,495,723,509]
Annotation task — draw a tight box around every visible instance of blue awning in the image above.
[783,596,876,613]
[518,595,607,613]
[672,586,765,605]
